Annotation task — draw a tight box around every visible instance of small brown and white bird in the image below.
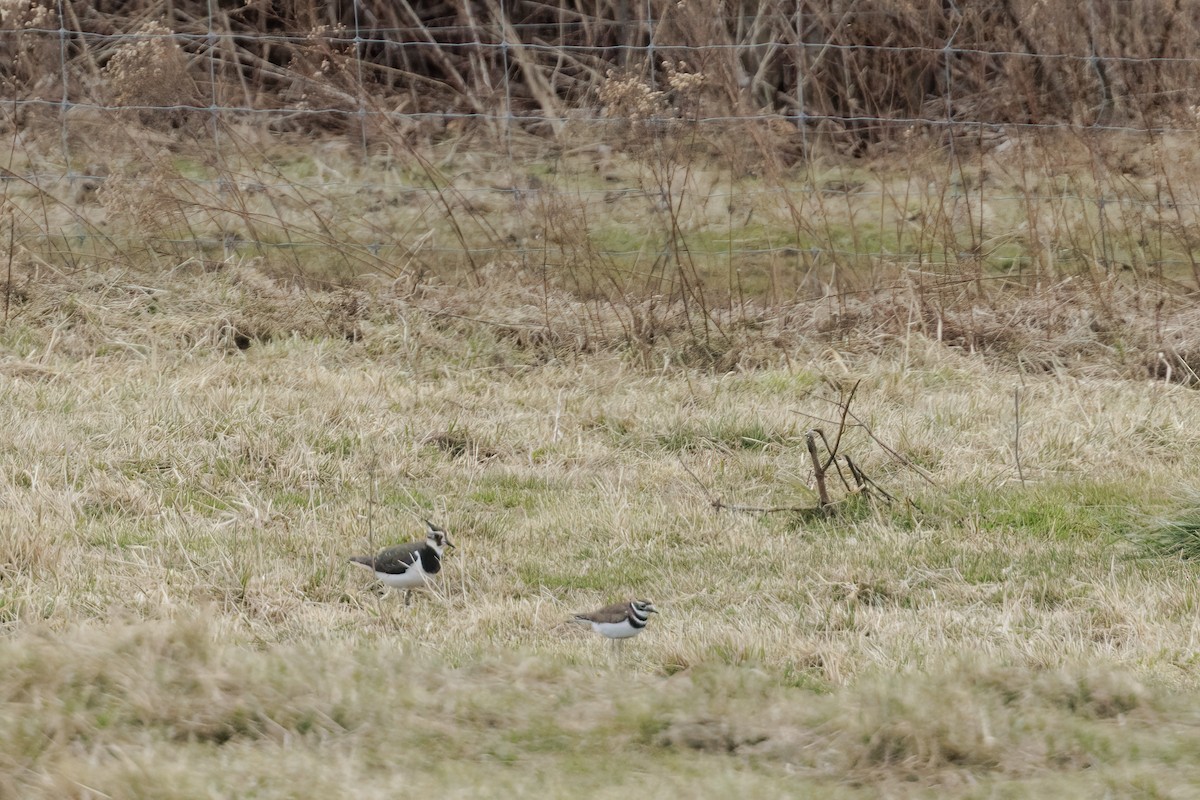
[349,519,454,603]
[573,599,658,640]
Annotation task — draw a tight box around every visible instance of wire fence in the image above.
[4,1,1200,294]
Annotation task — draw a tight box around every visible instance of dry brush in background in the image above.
[4,0,1199,132]
[4,0,1200,377]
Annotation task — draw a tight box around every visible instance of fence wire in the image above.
[4,2,1200,292]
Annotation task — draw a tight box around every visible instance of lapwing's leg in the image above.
[405,589,413,607]
[388,589,404,631]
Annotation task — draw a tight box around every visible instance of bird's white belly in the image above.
[377,568,428,590]
[591,619,642,639]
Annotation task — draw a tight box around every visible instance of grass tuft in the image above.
[1134,501,1200,560]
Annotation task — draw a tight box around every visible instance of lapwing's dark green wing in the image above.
[367,542,423,575]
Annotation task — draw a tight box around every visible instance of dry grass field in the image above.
[5,149,1200,795]
[7,8,1200,791]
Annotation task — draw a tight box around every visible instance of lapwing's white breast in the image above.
[376,562,428,590]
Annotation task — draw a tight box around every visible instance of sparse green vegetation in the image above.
[1134,502,1200,561]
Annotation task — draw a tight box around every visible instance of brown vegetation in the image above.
[4,0,1200,136]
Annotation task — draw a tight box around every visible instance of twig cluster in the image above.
[688,380,927,519]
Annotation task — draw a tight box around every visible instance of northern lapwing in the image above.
[573,599,658,647]
[349,519,454,604]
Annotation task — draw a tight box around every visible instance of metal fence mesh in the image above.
[4,1,1200,293]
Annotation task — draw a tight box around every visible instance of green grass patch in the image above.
[960,482,1143,541]
[468,472,560,510]
[1132,500,1200,559]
